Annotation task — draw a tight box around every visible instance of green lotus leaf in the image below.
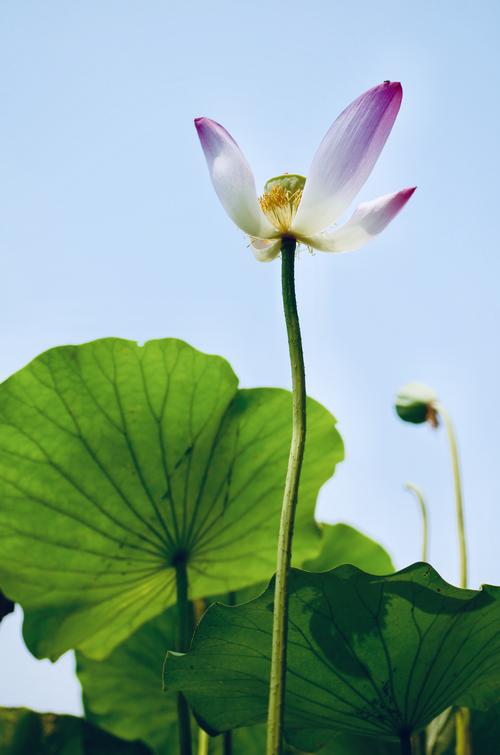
[0,338,343,660]
[221,523,395,611]
[303,523,394,575]
[310,733,399,754]
[77,523,391,753]
[165,564,500,750]
[77,604,266,754]
[77,609,178,754]
[0,707,151,754]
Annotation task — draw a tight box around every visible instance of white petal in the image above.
[194,118,275,238]
[249,237,281,262]
[302,187,416,253]
[292,82,403,236]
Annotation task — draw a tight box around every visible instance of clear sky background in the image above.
[1,0,499,716]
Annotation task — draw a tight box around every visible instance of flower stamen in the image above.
[259,186,303,233]
[258,174,306,234]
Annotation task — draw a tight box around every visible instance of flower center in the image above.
[258,174,306,233]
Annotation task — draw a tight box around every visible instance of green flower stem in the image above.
[266,238,306,755]
[405,483,429,561]
[175,558,193,755]
[436,405,467,588]
[436,403,470,755]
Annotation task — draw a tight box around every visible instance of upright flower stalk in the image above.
[436,404,467,588]
[404,482,430,755]
[396,383,470,754]
[395,384,468,586]
[437,403,471,755]
[195,81,414,754]
[266,237,306,754]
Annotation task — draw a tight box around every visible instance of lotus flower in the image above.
[195,81,415,261]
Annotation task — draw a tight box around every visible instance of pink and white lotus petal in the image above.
[302,187,416,253]
[194,118,276,239]
[292,82,403,237]
[249,237,282,262]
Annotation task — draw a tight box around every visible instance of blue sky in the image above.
[1,0,499,714]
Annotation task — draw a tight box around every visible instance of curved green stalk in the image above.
[175,559,193,755]
[266,238,306,755]
[405,483,429,751]
[436,405,467,588]
[435,404,470,755]
[404,483,429,561]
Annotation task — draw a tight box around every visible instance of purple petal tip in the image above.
[373,80,403,108]
[403,186,417,198]
[391,186,416,213]
[381,80,402,91]
[194,117,219,152]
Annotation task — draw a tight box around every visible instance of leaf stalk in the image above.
[175,558,193,755]
[400,730,413,755]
